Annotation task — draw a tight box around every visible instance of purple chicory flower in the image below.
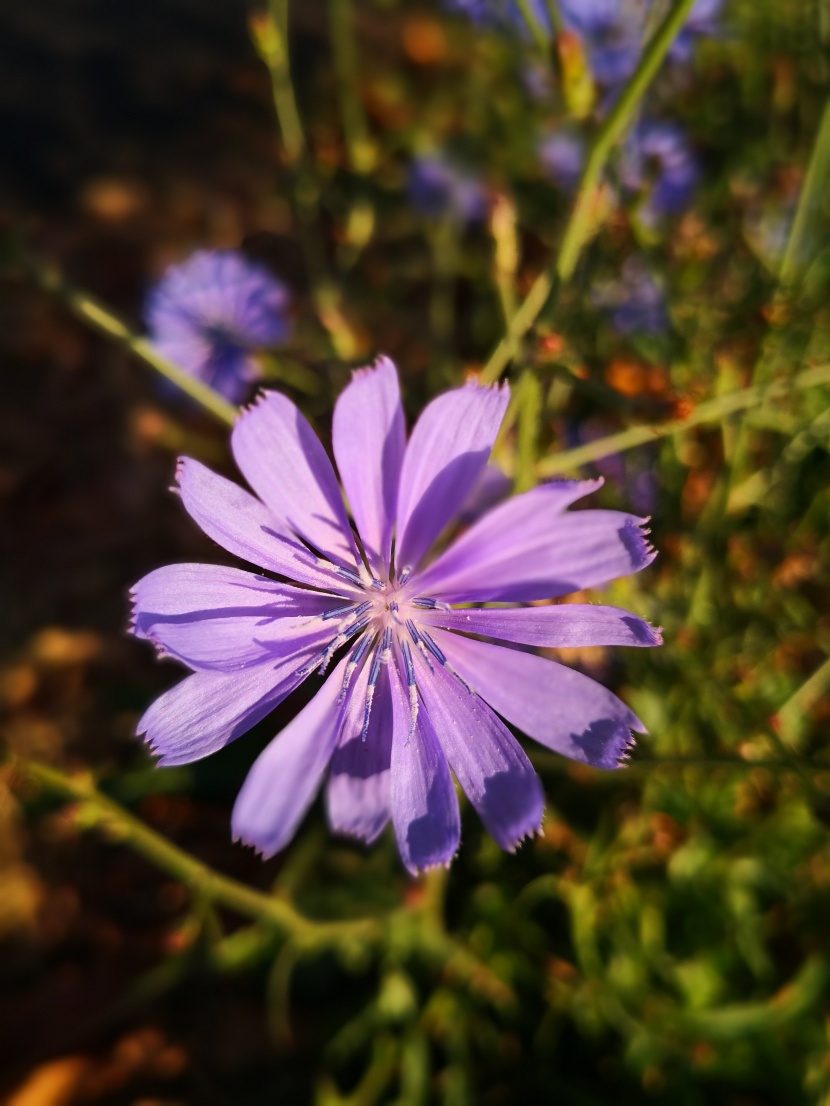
[671,0,723,61]
[557,0,723,86]
[442,0,552,35]
[539,129,587,192]
[408,154,488,226]
[619,121,699,223]
[593,258,669,335]
[558,0,646,86]
[131,358,660,873]
[145,249,291,405]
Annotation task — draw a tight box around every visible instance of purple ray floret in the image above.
[407,153,488,226]
[619,121,699,224]
[145,249,291,404]
[131,357,660,873]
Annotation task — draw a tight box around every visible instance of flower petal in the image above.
[420,603,662,649]
[332,357,406,574]
[432,630,644,769]
[413,651,544,851]
[415,484,655,602]
[131,563,340,670]
[232,658,348,859]
[176,457,349,593]
[231,392,357,566]
[137,653,310,766]
[388,652,460,874]
[326,660,393,845]
[395,381,510,571]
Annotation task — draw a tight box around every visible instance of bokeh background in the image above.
[2,0,830,1103]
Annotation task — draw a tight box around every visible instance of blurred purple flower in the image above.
[594,259,669,335]
[672,0,723,61]
[619,121,699,223]
[442,0,552,34]
[558,0,723,85]
[539,129,586,191]
[408,154,488,225]
[558,0,645,86]
[569,417,658,515]
[131,359,659,873]
[145,250,291,405]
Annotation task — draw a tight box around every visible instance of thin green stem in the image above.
[778,98,830,287]
[514,0,552,56]
[254,1,307,166]
[328,0,376,174]
[543,0,563,35]
[13,758,379,945]
[480,0,696,384]
[536,361,830,476]
[20,252,237,425]
[774,655,830,749]
[11,757,514,1007]
[252,2,359,359]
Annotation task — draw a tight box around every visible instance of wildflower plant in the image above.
[10,0,830,1100]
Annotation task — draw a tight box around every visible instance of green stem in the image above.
[328,0,376,174]
[21,252,237,425]
[778,98,830,287]
[536,361,830,476]
[12,757,514,1007]
[480,0,697,384]
[514,0,552,56]
[256,0,307,166]
[774,654,830,749]
[13,758,380,946]
[252,2,359,360]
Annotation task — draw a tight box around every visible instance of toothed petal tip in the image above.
[621,516,658,571]
[350,353,398,382]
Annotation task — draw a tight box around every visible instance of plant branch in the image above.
[480,0,697,384]
[536,361,830,476]
[12,758,380,946]
[18,251,238,425]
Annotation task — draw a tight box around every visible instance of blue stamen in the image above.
[336,567,365,588]
[419,631,447,666]
[322,600,370,622]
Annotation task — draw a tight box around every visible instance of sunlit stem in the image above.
[18,250,237,426]
[514,0,552,57]
[514,370,543,493]
[428,213,460,390]
[328,0,376,174]
[535,362,830,476]
[778,98,830,288]
[480,0,697,384]
[11,758,377,943]
[251,1,360,360]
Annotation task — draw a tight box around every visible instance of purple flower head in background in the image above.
[539,129,586,192]
[671,0,723,61]
[557,0,723,86]
[593,258,669,336]
[619,121,699,223]
[408,154,488,226]
[145,250,291,405]
[558,0,646,86]
[442,0,552,34]
[131,359,660,874]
